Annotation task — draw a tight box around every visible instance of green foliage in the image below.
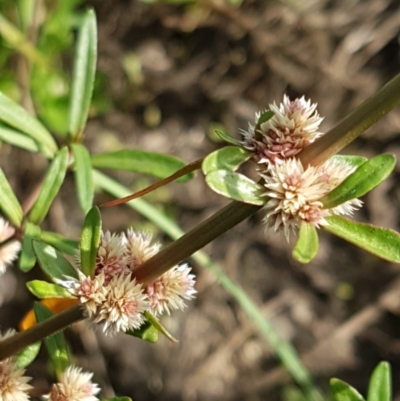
[324,216,400,262]
[205,170,265,205]
[71,143,94,213]
[321,154,396,209]
[126,321,159,343]
[0,168,23,226]
[33,241,77,281]
[68,9,97,141]
[27,280,75,299]
[80,206,102,277]
[15,342,41,369]
[330,379,365,401]
[202,146,251,175]
[215,128,242,146]
[292,222,319,263]
[19,222,41,272]
[28,147,69,225]
[91,150,194,182]
[34,302,70,374]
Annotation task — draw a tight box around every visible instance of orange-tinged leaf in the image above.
[20,298,78,331]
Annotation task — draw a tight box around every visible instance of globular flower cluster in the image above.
[44,365,100,401]
[0,217,21,276]
[241,95,362,240]
[60,230,196,335]
[0,330,32,401]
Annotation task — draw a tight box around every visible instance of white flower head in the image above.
[95,274,149,335]
[125,230,161,270]
[0,218,21,276]
[241,95,324,165]
[44,365,100,401]
[261,157,362,240]
[95,231,128,283]
[0,330,32,401]
[146,264,196,316]
[60,271,106,318]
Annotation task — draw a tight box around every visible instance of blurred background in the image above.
[1,0,400,400]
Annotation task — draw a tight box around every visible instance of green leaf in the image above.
[33,240,77,281]
[0,125,40,153]
[34,302,69,374]
[101,398,132,401]
[91,150,193,182]
[331,155,368,168]
[28,147,69,225]
[205,170,265,205]
[330,378,365,401]
[0,168,23,226]
[202,146,252,175]
[215,129,241,146]
[324,216,400,262]
[125,320,159,343]
[40,231,79,256]
[292,222,319,263]
[367,362,391,401]
[321,154,396,209]
[68,9,97,140]
[144,311,178,342]
[0,92,57,157]
[15,342,41,369]
[71,143,94,213]
[27,280,75,299]
[19,222,41,272]
[254,110,274,139]
[80,206,101,277]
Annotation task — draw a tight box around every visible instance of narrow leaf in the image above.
[144,311,178,342]
[330,379,365,401]
[28,147,69,225]
[324,216,400,262]
[215,129,241,146]
[33,240,77,282]
[40,231,79,256]
[0,168,23,226]
[68,9,97,140]
[205,170,265,205]
[71,143,94,213]
[80,206,102,277]
[125,321,159,343]
[0,92,57,156]
[321,154,396,209]
[367,362,391,401]
[292,222,319,263]
[19,222,41,272]
[91,150,193,182]
[202,146,252,175]
[0,125,40,153]
[15,342,41,369]
[34,302,69,374]
[27,280,75,299]
[331,155,368,168]
[101,397,132,401]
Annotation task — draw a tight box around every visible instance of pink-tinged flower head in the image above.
[241,95,323,165]
[44,366,100,401]
[0,218,21,276]
[95,231,128,283]
[146,264,196,316]
[125,230,161,270]
[0,330,32,401]
[261,157,362,240]
[95,274,149,335]
[60,271,106,318]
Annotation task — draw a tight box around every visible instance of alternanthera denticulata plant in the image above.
[0,6,400,401]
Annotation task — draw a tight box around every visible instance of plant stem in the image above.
[299,72,400,166]
[133,201,261,285]
[0,305,85,360]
